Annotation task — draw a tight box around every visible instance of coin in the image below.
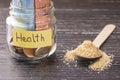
[9,37,26,56]
[14,46,24,53]
[35,46,51,57]
[23,48,36,58]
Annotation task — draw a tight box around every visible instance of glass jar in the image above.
[6,0,57,60]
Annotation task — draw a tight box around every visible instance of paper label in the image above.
[12,28,52,48]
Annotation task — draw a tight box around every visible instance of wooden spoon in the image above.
[76,24,116,59]
[93,24,116,48]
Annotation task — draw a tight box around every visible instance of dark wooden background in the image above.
[0,0,120,80]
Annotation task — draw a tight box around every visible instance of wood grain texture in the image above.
[0,0,120,80]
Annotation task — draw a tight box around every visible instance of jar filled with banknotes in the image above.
[6,0,57,60]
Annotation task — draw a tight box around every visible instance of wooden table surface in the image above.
[0,0,120,80]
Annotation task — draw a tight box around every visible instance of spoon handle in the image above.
[93,24,116,48]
